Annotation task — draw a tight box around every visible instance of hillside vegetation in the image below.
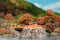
[0,0,60,19]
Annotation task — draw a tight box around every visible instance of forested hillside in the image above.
[0,0,60,19]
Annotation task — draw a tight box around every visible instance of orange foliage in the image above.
[18,13,32,25]
[5,14,14,20]
[45,24,55,32]
[10,24,42,29]
[0,28,12,34]
[36,17,45,25]
[46,10,54,16]
[23,13,32,20]
[44,16,49,19]
[0,12,4,16]
[54,30,60,33]
[55,16,60,22]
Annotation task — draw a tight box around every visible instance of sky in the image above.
[26,0,60,13]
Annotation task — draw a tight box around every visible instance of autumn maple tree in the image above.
[5,14,14,20]
[18,13,32,25]
[36,17,45,25]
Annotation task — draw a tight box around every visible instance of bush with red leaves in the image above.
[45,23,55,33]
[36,17,45,25]
[5,14,14,20]
[54,16,60,22]
[18,13,32,25]
[46,10,54,16]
